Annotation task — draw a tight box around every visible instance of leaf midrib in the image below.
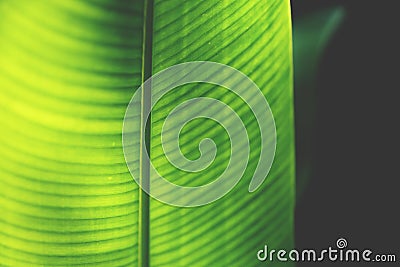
[139,0,154,266]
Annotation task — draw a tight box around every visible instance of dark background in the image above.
[292,1,399,265]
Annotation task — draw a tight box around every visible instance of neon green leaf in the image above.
[0,0,295,266]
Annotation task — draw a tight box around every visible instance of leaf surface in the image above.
[0,0,295,266]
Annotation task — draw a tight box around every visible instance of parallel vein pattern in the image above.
[0,0,295,266]
[0,0,143,265]
[150,0,295,266]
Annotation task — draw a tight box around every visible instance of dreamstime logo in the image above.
[336,238,348,249]
[122,61,276,207]
[257,238,397,263]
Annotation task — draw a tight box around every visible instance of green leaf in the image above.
[293,7,345,198]
[294,7,345,86]
[0,0,295,266]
